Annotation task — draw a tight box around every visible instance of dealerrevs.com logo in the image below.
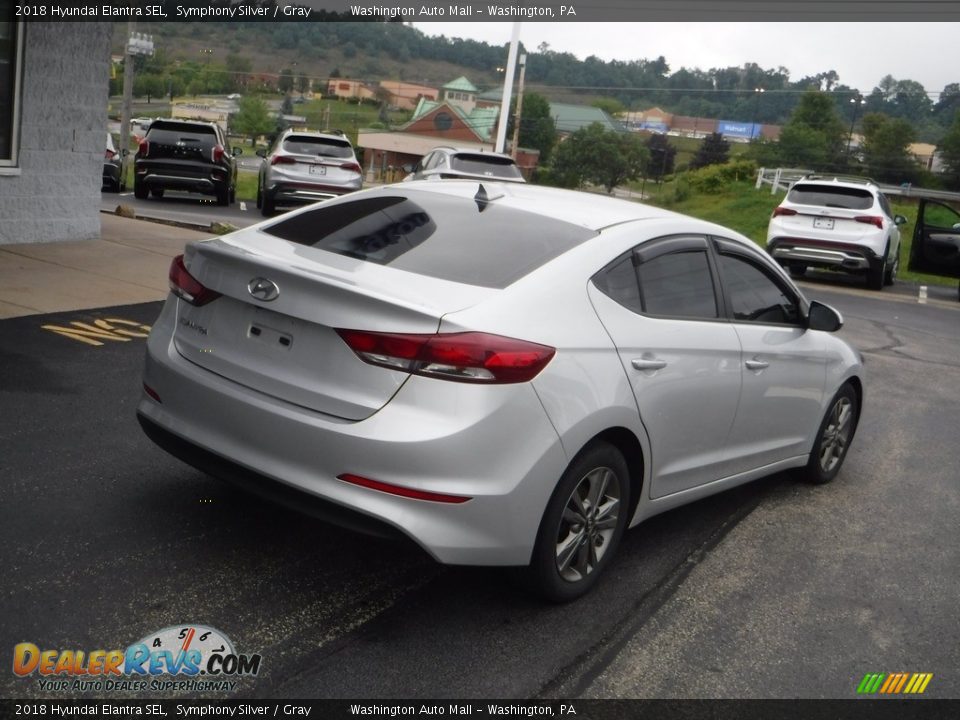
[13,625,262,693]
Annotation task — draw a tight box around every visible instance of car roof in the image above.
[794,174,880,189]
[280,129,352,143]
[431,146,515,160]
[375,179,703,232]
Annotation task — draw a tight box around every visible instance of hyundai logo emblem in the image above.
[248,277,280,302]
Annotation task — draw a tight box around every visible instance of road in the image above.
[1,282,957,701]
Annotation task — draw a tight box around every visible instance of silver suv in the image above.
[766,175,907,290]
[404,146,525,183]
[256,129,362,216]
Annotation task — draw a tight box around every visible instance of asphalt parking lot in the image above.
[0,277,957,701]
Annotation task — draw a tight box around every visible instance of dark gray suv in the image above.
[134,120,241,206]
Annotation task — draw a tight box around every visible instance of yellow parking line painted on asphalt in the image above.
[41,317,152,347]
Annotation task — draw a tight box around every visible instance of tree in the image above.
[591,97,625,116]
[232,96,274,146]
[645,133,676,179]
[774,90,848,170]
[937,111,960,183]
[690,132,730,169]
[860,112,918,183]
[549,123,648,193]
[517,93,558,164]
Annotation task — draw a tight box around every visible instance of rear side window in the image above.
[262,191,596,289]
[637,251,717,319]
[451,154,523,179]
[146,122,216,145]
[282,136,353,158]
[786,184,873,210]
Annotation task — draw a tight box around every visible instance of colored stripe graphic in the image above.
[857,673,932,694]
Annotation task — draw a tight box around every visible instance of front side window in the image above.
[0,8,23,167]
[719,253,800,325]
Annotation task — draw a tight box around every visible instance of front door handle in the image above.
[745,359,770,371]
[632,358,667,371]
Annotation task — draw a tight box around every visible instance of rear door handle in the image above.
[631,358,667,371]
[745,359,770,371]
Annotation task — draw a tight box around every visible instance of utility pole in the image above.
[509,54,527,159]
[495,22,521,154]
[119,25,153,164]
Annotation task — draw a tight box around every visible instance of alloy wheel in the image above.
[554,466,621,582]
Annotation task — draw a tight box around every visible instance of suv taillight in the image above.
[340,162,362,174]
[271,155,297,165]
[169,255,221,307]
[138,140,149,156]
[335,330,555,384]
[854,216,884,229]
[772,207,797,218]
[212,144,225,163]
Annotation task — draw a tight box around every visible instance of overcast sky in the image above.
[412,22,958,97]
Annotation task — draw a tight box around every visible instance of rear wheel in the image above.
[150,188,164,199]
[215,184,230,207]
[523,442,630,602]
[884,246,899,286]
[866,248,887,291]
[133,179,148,200]
[799,383,859,485]
[261,192,275,217]
[788,263,807,278]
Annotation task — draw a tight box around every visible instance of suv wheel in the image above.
[884,247,899,286]
[866,245,888,291]
[788,263,807,278]
[215,184,230,207]
[133,179,148,200]
[150,189,164,199]
[261,192,275,217]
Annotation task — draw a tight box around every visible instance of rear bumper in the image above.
[138,298,567,566]
[767,237,883,272]
[135,162,230,195]
[266,182,360,206]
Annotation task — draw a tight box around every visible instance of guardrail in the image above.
[756,167,960,204]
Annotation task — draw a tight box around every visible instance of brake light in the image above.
[212,144,225,163]
[340,162,362,173]
[772,207,797,218]
[168,255,221,307]
[138,140,149,156]
[271,155,297,165]
[337,473,472,504]
[854,215,884,229]
[335,330,556,384]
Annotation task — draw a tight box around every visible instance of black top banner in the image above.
[9,0,960,22]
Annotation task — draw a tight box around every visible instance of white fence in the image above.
[756,167,960,203]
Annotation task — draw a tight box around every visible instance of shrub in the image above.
[686,159,758,194]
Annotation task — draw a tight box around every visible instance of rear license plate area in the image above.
[813,217,834,230]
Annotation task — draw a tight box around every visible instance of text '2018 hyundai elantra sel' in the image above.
[138,181,864,601]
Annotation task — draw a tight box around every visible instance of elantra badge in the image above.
[248,277,280,302]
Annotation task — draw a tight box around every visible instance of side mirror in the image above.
[255,149,266,158]
[807,301,843,332]
[232,147,243,156]
[894,214,908,226]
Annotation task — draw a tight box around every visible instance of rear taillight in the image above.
[772,207,797,218]
[854,215,884,229]
[335,330,556,384]
[138,140,149,156]
[271,155,297,165]
[212,144,225,163]
[168,254,221,307]
[340,162,362,173]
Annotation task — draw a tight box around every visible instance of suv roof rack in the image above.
[800,173,879,186]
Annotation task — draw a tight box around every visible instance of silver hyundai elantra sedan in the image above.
[138,180,863,602]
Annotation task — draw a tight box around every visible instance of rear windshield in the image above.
[262,191,595,288]
[451,154,523,179]
[282,136,353,159]
[146,121,217,145]
[787,184,873,210]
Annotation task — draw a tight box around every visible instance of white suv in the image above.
[766,175,907,290]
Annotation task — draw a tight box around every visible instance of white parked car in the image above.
[766,175,907,290]
[139,181,864,601]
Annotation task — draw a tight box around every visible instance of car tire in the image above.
[229,185,236,204]
[798,383,859,485]
[788,264,807,278]
[256,185,262,210]
[150,189,164,199]
[133,180,148,200]
[216,185,230,207]
[523,442,631,603]
[867,245,888,291]
[884,247,899,286]
[261,192,275,217]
